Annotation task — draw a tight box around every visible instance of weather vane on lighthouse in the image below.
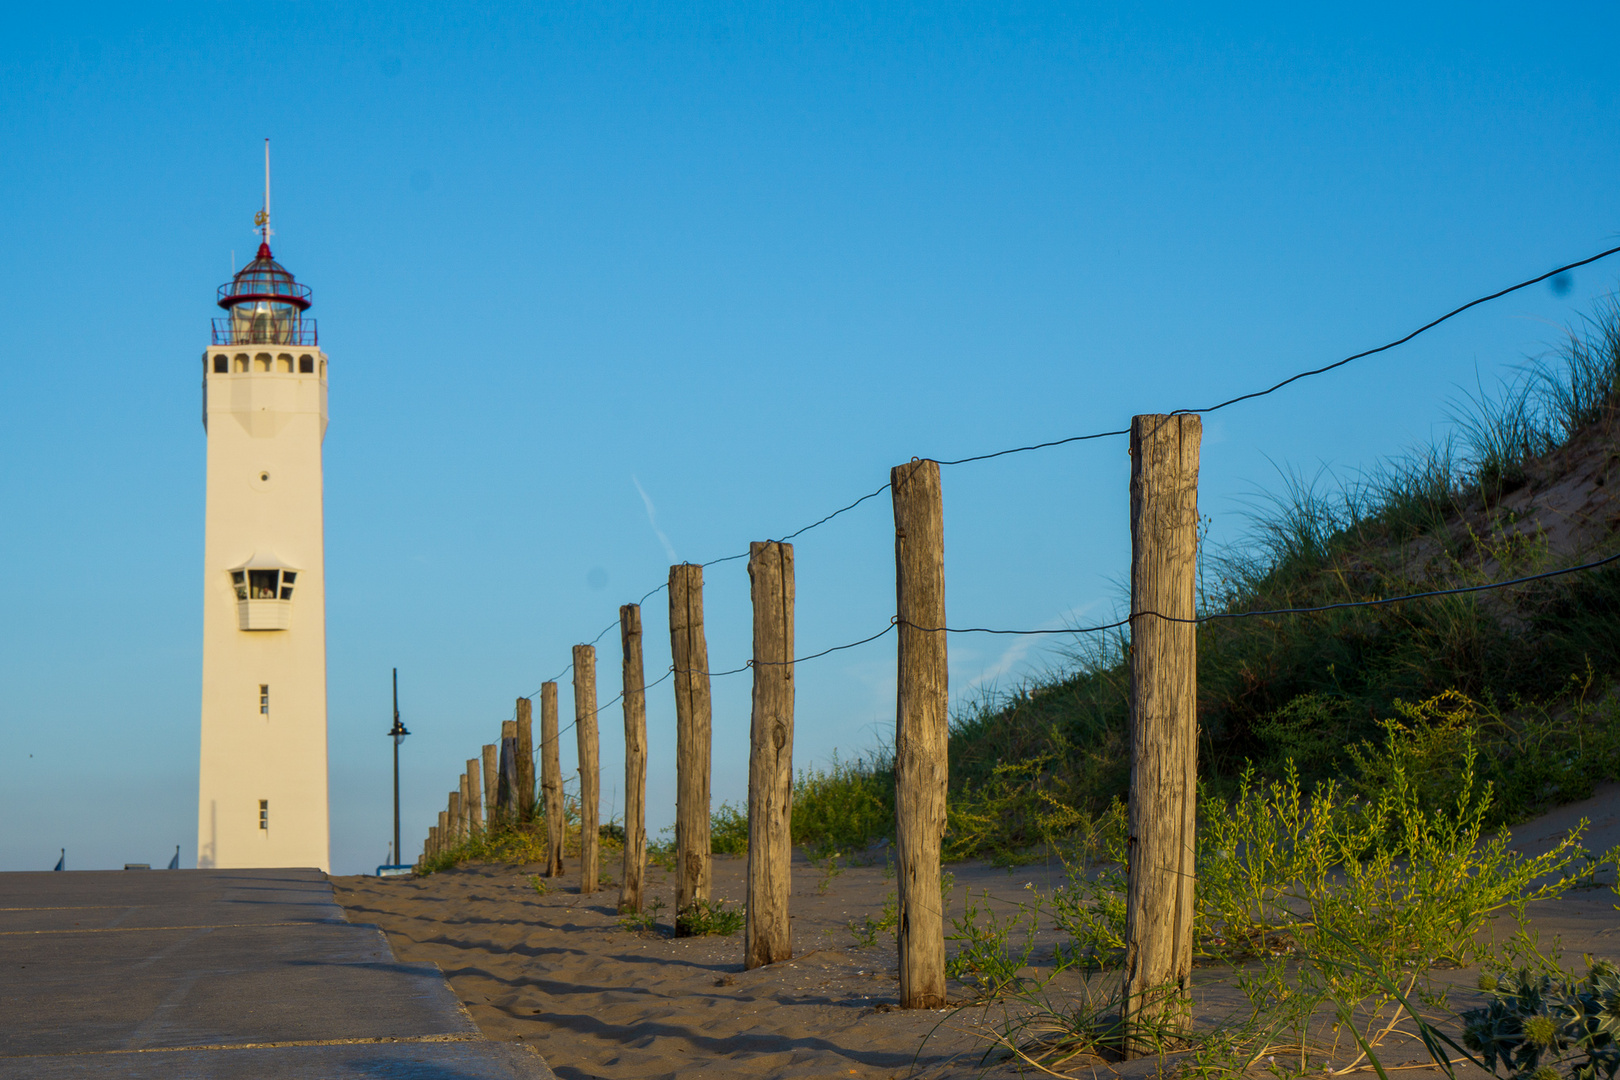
[253,138,273,254]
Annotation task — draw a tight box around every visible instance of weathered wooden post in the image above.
[669,563,713,928]
[746,540,796,969]
[481,744,499,830]
[892,458,948,1009]
[1122,414,1201,1051]
[466,758,484,834]
[428,825,439,860]
[619,605,648,914]
[498,719,518,822]
[457,775,470,838]
[516,697,535,822]
[574,645,600,893]
[540,683,564,877]
[449,791,462,843]
[437,810,449,855]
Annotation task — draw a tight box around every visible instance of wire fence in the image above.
[424,241,1620,854]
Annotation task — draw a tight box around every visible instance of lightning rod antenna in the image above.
[254,139,273,250]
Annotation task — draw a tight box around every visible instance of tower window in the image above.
[259,800,269,829]
[278,354,294,373]
[260,684,269,714]
[213,355,228,373]
[234,355,249,372]
[229,558,299,630]
[298,355,314,373]
[255,354,272,372]
[248,569,281,599]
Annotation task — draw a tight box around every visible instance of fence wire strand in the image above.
[455,242,1620,807]
[908,549,1620,636]
[934,243,1620,468]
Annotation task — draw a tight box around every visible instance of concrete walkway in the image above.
[0,868,553,1078]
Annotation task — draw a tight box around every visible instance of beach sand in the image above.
[335,851,1064,1079]
[333,788,1620,1079]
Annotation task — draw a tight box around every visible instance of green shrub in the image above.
[946,886,1042,996]
[1038,735,1582,980]
[418,821,549,874]
[941,293,1620,828]
[792,753,894,854]
[710,801,749,855]
[676,897,744,936]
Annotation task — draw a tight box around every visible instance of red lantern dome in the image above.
[211,243,316,346]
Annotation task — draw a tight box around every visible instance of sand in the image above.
[333,793,1620,1080]
[335,851,1064,1079]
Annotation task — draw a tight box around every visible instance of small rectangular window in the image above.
[298,355,314,373]
[213,355,228,374]
[259,800,269,830]
[259,685,270,715]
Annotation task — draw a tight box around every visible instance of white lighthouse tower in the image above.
[197,151,331,871]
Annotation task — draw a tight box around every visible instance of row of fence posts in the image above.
[413,415,1200,1050]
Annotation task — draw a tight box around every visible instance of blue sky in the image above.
[1,3,1616,874]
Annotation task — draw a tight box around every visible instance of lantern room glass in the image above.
[230,300,303,345]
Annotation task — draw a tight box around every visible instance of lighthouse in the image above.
[197,149,330,871]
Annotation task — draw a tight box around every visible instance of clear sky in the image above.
[1,4,1616,875]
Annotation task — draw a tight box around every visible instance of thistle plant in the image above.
[1462,960,1620,1080]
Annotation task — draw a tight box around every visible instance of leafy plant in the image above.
[811,848,845,895]
[647,827,677,871]
[849,891,897,948]
[676,897,744,936]
[620,896,666,934]
[946,886,1042,997]
[792,752,894,855]
[710,801,749,855]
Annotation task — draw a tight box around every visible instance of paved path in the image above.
[0,868,553,1079]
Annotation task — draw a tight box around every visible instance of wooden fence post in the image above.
[437,811,449,855]
[466,758,484,834]
[457,776,470,838]
[428,825,439,860]
[669,563,713,927]
[573,645,600,893]
[619,605,648,914]
[892,458,948,1009]
[498,719,518,822]
[746,540,796,969]
[1122,414,1201,1051]
[516,697,535,822]
[481,744,498,829]
[540,683,564,877]
[449,791,461,843]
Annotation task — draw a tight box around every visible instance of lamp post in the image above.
[388,668,410,868]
